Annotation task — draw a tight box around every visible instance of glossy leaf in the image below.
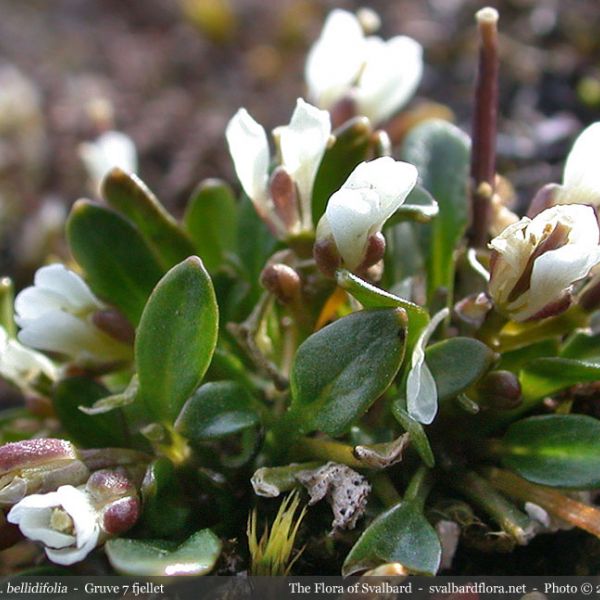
[426,337,497,401]
[401,119,470,303]
[67,200,164,325]
[289,308,407,436]
[520,357,600,401]
[312,116,372,223]
[140,458,191,537]
[175,381,259,440]
[560,331,600,362]
[500,415,600,488]
[105,529,221,576]
[53,377,127,448]
[343,499,441,575]
[136,257,218,423]
[102,168,196,269]
[184,179,238,272]
[386,186,439,226]
[391,402,435,468]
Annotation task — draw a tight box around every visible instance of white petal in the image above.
[34,264,103,314]
[279,98,331,228]
[1,336,57,384]
[356,35,423,124]
[342,157,418,225]
[561,122,600,206]
[17,311,126,363]
[225,108,270,208]
[80,131,137,189]
[305,9,366,109]
[53,485,98,550]
[325,188,380,269]
[406,308,449,424]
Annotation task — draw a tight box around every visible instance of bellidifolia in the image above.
[3,4,600,578]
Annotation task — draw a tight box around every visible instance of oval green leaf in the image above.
[343,499,441,576]
[67,200,164,325]
[136,256,218,423]
[391,402,435,468]
[401,119,470,304]
[53,377,128,448]
[183,179,238,272]
[426,337,497,402]
[105,529,221,576]
[500,415,600,489]
[289,308,407,436]
[102,168,196,269]
[175,381,259,440]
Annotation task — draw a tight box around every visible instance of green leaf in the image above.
[289,308,407,436]
[343,499,441,575]
[184,179,238,272]
[105,529,221,576]
[386,186,439,226]
[499,415,600,488]
[67,200,164,325]
[175,381,259,440]
[426,337,497,401]
[140,458,191,537]
[53,377,127,448]
[102,168,196,269]
[312,117,372,223]
[520,357,600,401]
[560,331,600,362]
[401,119,470,304]
[136,257,219,423]
[391,403,435,468]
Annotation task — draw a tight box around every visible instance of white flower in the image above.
[488,205,600,322]
[15,264,130,364]
[556,122,600,207]
[316,157,418,271]
[305,9,423,125]
[7,485,100,565]
[79,131,138,194]
[226,98,330,235]
[407,308,449,425]
[0,326,57,393]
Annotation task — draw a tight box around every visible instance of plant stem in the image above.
[404,464,433,510]
[484,467,600,538]
[292,436,365,469]
[370,472,402,508]
[447,468,533,545]
[468,7,499,248]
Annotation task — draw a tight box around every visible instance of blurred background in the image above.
[0,0,599,285]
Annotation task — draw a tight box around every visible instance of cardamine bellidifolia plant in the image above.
[3,6,600,576]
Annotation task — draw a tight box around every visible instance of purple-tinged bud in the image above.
[269,167,300,232]
[475,370,522,410]
[86,469,136,503]
[455,292,493,328]
[0,439,89,507]
[92,309,135,345]
[527,183,561,218]
[260,263,302,305]
[313,237,341,278]
[357,232,386,272]
[101,495,140,535]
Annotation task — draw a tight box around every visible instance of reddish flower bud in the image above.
[260,263,302,305]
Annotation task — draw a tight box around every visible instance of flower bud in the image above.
[454,292,493,328]
[313,236,341,278]
[315,157,417,273]
[260,264,302,305]
[475,370,522,410]
[0,439,89,507]
[488,205,600,322]
[91,309,135,345]
[268,167,300,232]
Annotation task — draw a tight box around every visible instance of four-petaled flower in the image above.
[226,98,331,238]
[488,204,600,322]
[315,157,418,274]
[15,264,131,365]
[305,9,423,126]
